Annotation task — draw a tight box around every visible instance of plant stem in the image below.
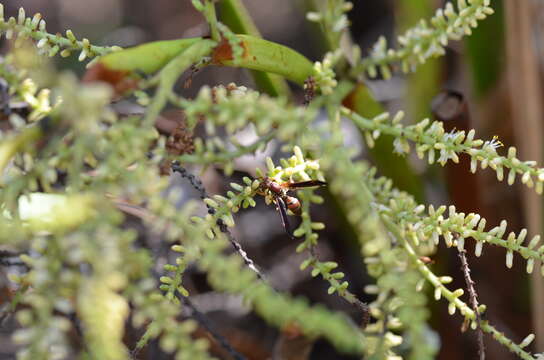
[143,39,216,126]
[204,0,220,41]
[218,0,290,96]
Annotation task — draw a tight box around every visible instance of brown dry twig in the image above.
[457,241,485,360]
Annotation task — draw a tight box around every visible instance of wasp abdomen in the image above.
[284,196,301,216]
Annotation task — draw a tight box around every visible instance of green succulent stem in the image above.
[143,39,216,126]
[203,0,220,41]
[97,38,202,74]
[218,0,290,96]
[213,34,316,85]
[343,84,425,202]
[93,34,314,87]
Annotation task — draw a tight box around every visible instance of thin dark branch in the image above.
[170,164,369,347]
[0,250,22,257]
[458,246,485,360]
[129,295,246,360]
[180,295,246,360]
[0,258,26,267]
[0,250,27,268]
[171,161,266,281]
[130,163,260,360]
[355,298,370,327]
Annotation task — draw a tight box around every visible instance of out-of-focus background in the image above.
[1,1,544,359]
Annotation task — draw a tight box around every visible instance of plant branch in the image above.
[353,0,494,78]
[143,39,216,126]
[202,1,220,41]
[171,162,266,281]
[0,5,117,60]
[296,189,370,325]
[218,0,290,96]
[343,107,544,196]
[458,246,485,360]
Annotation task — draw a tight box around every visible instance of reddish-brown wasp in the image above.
[257,177,326,239]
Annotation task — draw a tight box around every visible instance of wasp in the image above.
[257,177,326,239]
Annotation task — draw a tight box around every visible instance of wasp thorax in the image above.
[263,177,282,194]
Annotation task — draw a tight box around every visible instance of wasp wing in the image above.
[276,197,294,240]
[285,180,327,189]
